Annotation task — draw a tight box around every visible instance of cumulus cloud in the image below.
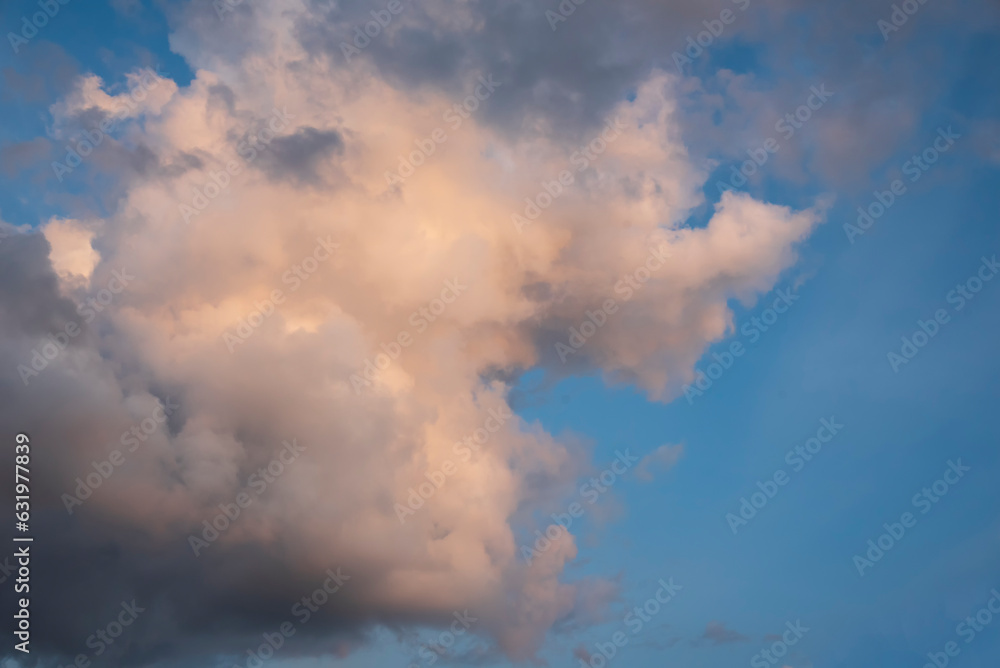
[636,444,684,482]
[49,67,177,138]
[698,620,750,646]
[0,1,826,665]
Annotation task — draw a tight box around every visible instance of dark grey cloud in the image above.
[0,228,81,338]
[208,81,238,115]
[294,0,654,141]
[255,127,345,185]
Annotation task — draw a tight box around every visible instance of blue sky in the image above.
[1,1,999,667]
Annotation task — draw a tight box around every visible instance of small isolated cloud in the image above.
[698,620,750,646]
[636,443,684,482]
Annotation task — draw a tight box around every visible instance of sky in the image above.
[0,0,998,667]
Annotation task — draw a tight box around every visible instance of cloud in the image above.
[0,137,51,177]
[0,222,82,340]
[635,443,684,482]
[41,218,99,283]
[698,620,751,646]
[255,126,345,184]
[573,644,594,663]
[0,1,826,666]
[49,67,177,136]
